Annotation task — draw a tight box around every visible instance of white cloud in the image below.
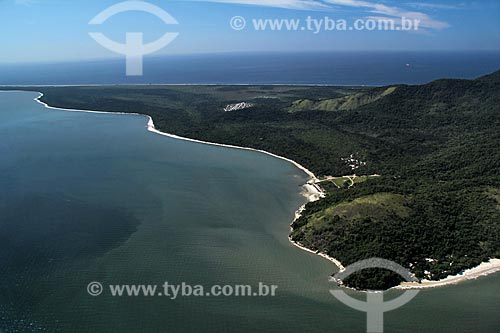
[323,0,449,29]
[198,0,449,30]
[406,2,465,10]
[196,0,331,11]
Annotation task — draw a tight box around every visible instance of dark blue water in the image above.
[1,51,499,86]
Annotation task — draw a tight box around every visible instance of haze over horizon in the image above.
[1,0,499,64]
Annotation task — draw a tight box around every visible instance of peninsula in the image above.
[3,70,499,290]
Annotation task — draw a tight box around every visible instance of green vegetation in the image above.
[486,188,500,210]
[331,177,350,188]
[289,86,397,112]
[319,175,379,189]
[2,70,500,290]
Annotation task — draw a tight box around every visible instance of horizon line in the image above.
[1,49,500,67]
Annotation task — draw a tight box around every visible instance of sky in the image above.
[0,0,499,63]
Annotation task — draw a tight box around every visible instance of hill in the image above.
[2,70,499,289]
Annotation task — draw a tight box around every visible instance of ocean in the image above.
[0,91,499,332]
[0,51,499,86]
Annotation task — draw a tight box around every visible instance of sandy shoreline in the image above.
[289,235,345,271]
[396,259,500,290]
[30,92,319,182]
[7,90,498,290]
[287,197,345,271]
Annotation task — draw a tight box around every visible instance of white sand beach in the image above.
[397,259,500,290]
[288,200,345,272]
[29,91,499,291]
[32,92,321,183]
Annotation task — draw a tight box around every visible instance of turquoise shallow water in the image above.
[0,91,499,332]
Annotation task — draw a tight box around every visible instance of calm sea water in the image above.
[0,91,499,332]
[1,51,500,86]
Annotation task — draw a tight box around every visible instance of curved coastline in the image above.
[7,90,498,291]
[288,205,345,271]
[395,259,500,290]
[32,92,320,182]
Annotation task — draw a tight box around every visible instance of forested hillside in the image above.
[2,70,499,289]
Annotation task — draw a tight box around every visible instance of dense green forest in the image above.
[3,70,499,290]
